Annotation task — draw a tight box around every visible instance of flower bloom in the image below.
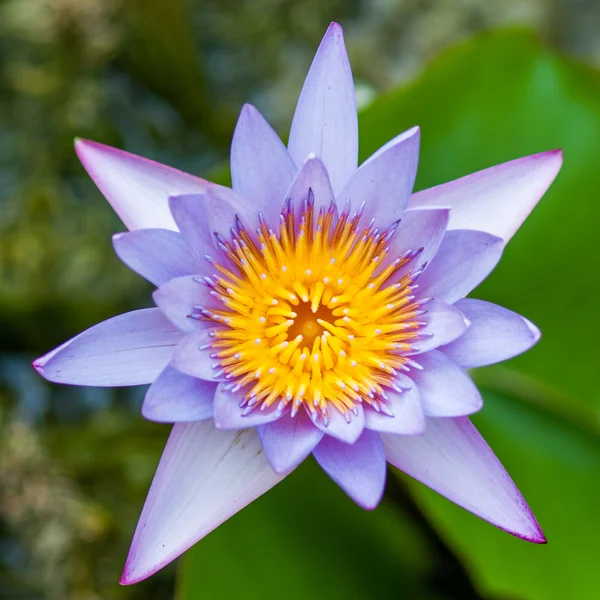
[34,23,562,584]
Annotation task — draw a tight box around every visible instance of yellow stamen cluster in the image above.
[199,198,426,423]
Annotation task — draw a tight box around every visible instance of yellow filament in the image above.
[204,202,424,418]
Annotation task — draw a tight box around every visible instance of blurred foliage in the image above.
[2,0,600,599]
[356,28,600,598]
[178,461,481,600]
[178,29,600,600]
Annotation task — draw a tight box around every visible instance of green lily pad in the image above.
[359,30,600,408]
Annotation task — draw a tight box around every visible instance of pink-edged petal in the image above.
[286,156,336,220]
[288,22,357,196]
[153,276,219,332]
[33,309,183,386]
[121,422,285,585]
[313,429,386,510]
[231,104,297,226]
[383,417,545,542]
[314,403,365,444]
[338,127,420,224]
[413,299,470,354]
[381,207,449,273]
[75,138,209,231]
[409,150,563,242]
[168,194,218,261]
[411,350,482,417]
[364,376,425,435]
[142,367,216,423]
[417,230,504,304]
[212,384,283,430]
[440,298,541,368]
[112,229,199,287]
[257,410,324,474]
[169,330,215,381]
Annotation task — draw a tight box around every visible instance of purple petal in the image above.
[153,276,219,332]
[75,138,209,231]
[410,350,482,417]
[338,127,420,224]
[417,230,504,304]
[120,422,285,584]
[231,104,297,227]
[33,309,183,386]
[313,429,386,510]
[364,376,425,435]
[203,185,258,236]
[142,367,216,423]
[314,403,365,444]
[212,384,284,429]
[168,194,219,261]
[381,207,449,273]
[383,417,545,542]
[288,22,357,196]
[169,330,216,381]
[440,299,541,368]
[285,156,336,220]
[409,150,563,242]
[413,299,470,354]
[112,229,199,287]
[257,410,324,474]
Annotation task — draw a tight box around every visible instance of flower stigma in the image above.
[193,191,430,425]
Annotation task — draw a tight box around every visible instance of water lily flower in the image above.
[34,22,562,584]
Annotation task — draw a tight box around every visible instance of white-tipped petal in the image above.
[383,417,545,542]
[121,423,285,584]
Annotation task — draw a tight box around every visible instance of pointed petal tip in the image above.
[515,528,547,544]
[534,147,563,174]
[357,489,384,511]
[119,561,163,586]
[525,318,542,344]
[32,358,45,377]
[74,137,110,161]
[239,102,258,117]
[326,21,344,37]
[500,512,546,544]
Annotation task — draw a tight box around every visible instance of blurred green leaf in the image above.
[401,388,600,600]
[359,29,600,408]
[177,460,450,600]
[357,30,600,599]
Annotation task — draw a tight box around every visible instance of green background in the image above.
[2,2,600,599]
